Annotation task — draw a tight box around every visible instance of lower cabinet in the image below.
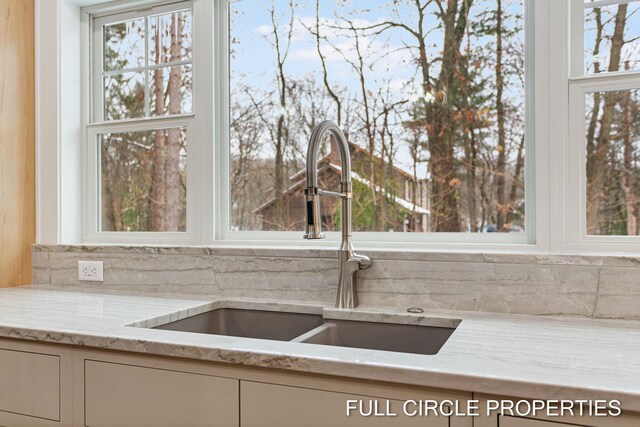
[239,380,463,427]
[0,339,72,427]
[480,413,640,427]
[1,338,640,427]
[474,395,640,427]
[83,360,239,427]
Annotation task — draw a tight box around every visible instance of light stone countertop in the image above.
[1,287,640,411]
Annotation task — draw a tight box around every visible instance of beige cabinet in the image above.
[78,354,239,427]
[0,339,72,427]
[474,395,640,427]
[240,381,452,427]
[1,337,640,427]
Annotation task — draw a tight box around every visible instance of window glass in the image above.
[104,18,145,71]
[584,1,640,74]
[150,64,193,116]
[229,0,526,233]
[586,88,640,235]
[149,9,193,64]
[99,128,187,232]
[104,71,145,120]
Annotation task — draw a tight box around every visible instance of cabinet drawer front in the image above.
[84,360,239,427]
[240,381,448,427]
[0,348,60,421]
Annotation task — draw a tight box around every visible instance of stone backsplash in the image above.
[32,245,640,320]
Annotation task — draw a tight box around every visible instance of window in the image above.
[79,0,535,246]
[86,1,208,242]
[567,0,640,248]
[32,0,640,251]
[228,0,529,236]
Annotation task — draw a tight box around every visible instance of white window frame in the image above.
[562,0,640,252]
[81,0,214,244]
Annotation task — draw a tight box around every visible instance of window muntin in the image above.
[228,0,527,235]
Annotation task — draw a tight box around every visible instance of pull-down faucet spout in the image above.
[304,120,372,309]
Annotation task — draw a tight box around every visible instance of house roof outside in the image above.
[254,160,430,215]
[288,139,425,183]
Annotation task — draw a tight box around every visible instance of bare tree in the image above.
[587,4,628,234]
[267,0,295,229]
[494,0,507,231]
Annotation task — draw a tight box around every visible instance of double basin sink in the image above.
[149,307,459,356]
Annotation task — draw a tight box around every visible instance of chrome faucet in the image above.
[304,120,372,309]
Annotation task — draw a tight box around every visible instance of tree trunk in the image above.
[464,127,478,232]
[586,8,603,183]
[506,134,525,226]
[461,24,477,232]
[101,146,118,231]
[151,22,166,231]
[425,0,472,231]
[274,112,285,227]
[270,0,294,229]
[495,0,507,231]
[315,0,341,125]
[164,12,184,231]
[622,61,637,235]
[587,4,627,234]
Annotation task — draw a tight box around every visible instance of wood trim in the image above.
[0,0,35,287]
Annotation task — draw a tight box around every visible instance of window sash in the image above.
[564,0,640,250]
[91,1,194,124]
[84,0,212,244]
[84,117,198,243]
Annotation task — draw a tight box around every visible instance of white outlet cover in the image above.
[78,260,104,282]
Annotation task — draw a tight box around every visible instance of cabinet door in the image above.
[240,380,449,427]
[84,360,239,427]
[0,339,72,427]
[0,349,59,421]
[475,395,640,427]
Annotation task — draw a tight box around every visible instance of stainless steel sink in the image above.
[293,319,456,355]
[154,308,324,342]
[144,305,458,355]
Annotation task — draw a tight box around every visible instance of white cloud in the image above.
[254,24,272,36]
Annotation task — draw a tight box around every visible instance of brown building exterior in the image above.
[255,140,430,232]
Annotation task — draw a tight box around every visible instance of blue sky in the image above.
[229,0,526,176]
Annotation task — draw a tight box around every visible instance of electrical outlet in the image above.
[78,260,104,282]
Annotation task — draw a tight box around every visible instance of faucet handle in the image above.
[353,253,372,270]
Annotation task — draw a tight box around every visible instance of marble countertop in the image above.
[1,287,639,411]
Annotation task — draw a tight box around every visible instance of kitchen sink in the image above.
[144,305,458,355]
[293,319,456,355]
[154,308,324,342]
